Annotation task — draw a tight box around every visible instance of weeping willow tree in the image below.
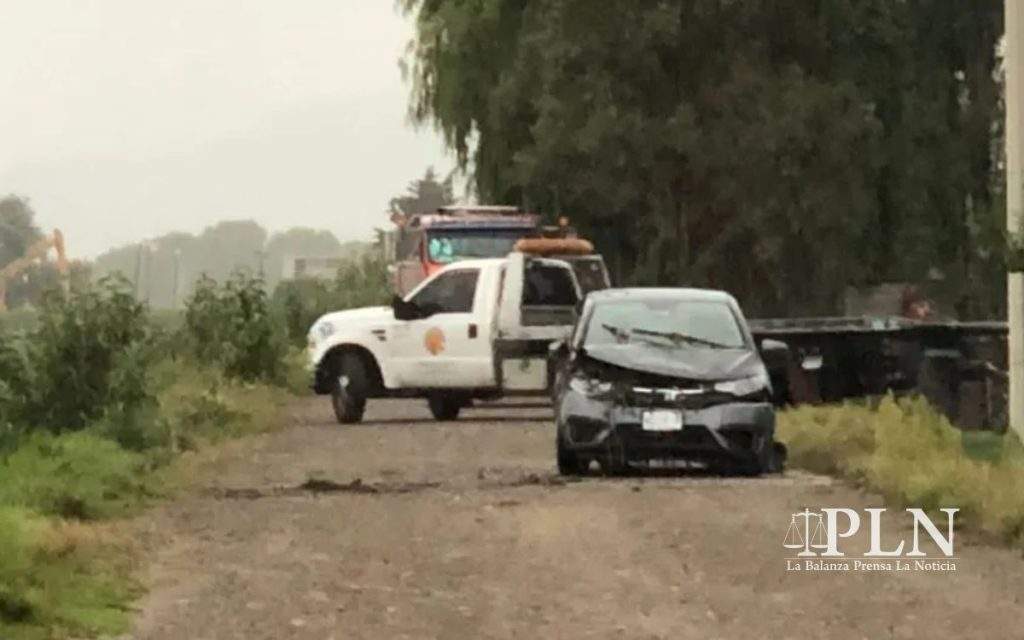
[400,0,1004,317]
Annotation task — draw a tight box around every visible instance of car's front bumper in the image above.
[558,391,775,466]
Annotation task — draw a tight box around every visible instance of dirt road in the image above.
[128,398,1024,639]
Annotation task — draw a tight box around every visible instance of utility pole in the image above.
[1007,0,1024,436]
[171,248,182,309]
[133,244,143,299]
[143,245,152,304]
[255,249,266,281]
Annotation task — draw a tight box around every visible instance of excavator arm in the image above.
[0,229,69,311]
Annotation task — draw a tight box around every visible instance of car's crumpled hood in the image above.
[582,343,763,381]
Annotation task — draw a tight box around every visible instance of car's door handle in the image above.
[468,323,478,339]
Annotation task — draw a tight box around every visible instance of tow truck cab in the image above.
[512,236,611,295]
[390,206,540,297]
[308,252,581,423]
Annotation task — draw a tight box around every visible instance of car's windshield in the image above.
[584,298,748,349]
[426,229,528,263]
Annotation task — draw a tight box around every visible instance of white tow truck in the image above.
[308,251,582,422]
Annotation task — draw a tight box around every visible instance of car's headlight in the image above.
[568,376,614,398]
[714,371,770,398]
[311,320,335,343]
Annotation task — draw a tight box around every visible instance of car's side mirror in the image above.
[759,337,789,372]
[392,295,420,321]
[759,338,791,408]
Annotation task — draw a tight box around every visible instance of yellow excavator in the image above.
[0,229,69,312]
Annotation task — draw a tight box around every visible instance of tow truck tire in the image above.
[556,432,584,476]
[427,395,462,421]
[331,353,367,424]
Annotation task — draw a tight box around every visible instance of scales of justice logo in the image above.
[784,509,828,555]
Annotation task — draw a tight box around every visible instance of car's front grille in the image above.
[624,386,735,410]
[614,423,719,450]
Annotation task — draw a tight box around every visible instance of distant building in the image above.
[281,256,346,280]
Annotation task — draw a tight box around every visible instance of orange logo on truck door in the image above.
[424,327,446,355]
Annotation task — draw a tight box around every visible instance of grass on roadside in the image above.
[777,396,1024,545]
[0,358,291,640]
[0,432,153,521]
[0,506,140,640]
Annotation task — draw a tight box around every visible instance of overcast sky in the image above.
[0,0,451,257]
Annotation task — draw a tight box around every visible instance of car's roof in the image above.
[587,287,737,304]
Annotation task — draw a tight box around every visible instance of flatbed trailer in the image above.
[749,317,1008,430]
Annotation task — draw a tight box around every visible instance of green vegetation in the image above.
[402,1,1005,318]
[0,272,295,639]
[0,506,139,640]
[0,433,151,521]
[184,273,288,383]
[273,254,391,348]
[778,397,1024,544]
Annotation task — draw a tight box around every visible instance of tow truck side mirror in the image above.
[392,295,421,321]
[548,339,569,361]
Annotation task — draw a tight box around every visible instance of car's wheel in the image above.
[331,353,368,424]
[768,442,787,474]
[427,394,462,421]
[733,438,777,477]
[556,431,585,476]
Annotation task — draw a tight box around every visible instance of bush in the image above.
[0,431,152,520]
[272,254,391,347]
[0,507,40,624]
[0,335,31,443]
[0,271,298,639]
[184,271,288,382]
[0,506,139,639]
[778,396,1024,544]
[24,276,154,433]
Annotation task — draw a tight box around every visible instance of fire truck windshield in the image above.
[426,229,529,263]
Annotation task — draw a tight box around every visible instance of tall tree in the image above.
[0,196,43,269]
[402,0,1005,317]
[388,167,455,215]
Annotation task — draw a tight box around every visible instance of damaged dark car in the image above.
[551,288,787,476]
